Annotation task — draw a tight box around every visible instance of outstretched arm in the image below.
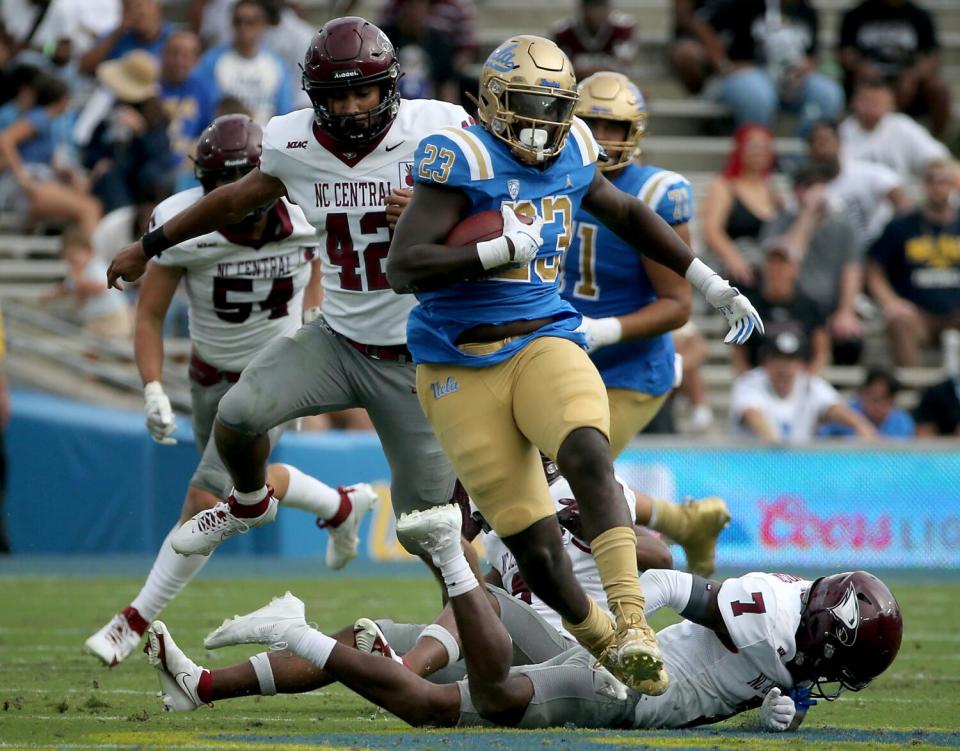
[107,169,286,289]
[582,170,695,277]
[640,569,726,634]
[583,171,762,345]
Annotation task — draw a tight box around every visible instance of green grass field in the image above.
[0,571,958,751]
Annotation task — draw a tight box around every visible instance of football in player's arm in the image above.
[386,119,760,354]
[386,100,758,349]
[385,36,764,696]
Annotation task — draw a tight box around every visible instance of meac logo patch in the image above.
[829,583,860,646]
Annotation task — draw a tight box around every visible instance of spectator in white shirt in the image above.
[807,119,911,242]
[193,0,293,126]
[838,77,948,182]
[730,325,876,443]
[1,0,76,65]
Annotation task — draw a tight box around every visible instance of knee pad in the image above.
[215,379,265,435]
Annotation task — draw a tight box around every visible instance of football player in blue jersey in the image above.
[564,71,690,455]
[562,71,731,577]
[387,35,763,695]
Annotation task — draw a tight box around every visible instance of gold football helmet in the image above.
[576,71,647,172]
[476,35,579,164]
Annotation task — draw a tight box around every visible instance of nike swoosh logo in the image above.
[385,142,404,152]
[175,671,194,698]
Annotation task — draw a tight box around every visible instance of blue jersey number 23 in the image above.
[493,195,573,284]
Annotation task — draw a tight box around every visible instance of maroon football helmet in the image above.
[792,571,902,699]
[301,17,400,145]
[194,114,262,193]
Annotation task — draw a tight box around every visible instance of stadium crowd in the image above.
[0,0,959,440]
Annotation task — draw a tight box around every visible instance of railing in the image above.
[2,300,193,413]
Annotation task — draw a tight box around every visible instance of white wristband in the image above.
[144,381,164,398]
[593,317,623,347]
[684,257,717,291]
[476,236,512,270]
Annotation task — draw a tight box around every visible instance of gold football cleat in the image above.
[676,497,731,578]
[599,618,670,696]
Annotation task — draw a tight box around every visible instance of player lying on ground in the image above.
[148,505,901,730]
[144,458,728,708]
[103,18,483,585]
[385,35,763,693]
[85,115,377,667]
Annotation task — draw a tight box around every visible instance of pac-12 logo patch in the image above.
[399,161,415,188]
[507,178,520,200]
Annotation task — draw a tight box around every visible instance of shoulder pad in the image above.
[151,187,203,228]
[414,127,495,185]
[639,169,693,224]
[568,117,601,167]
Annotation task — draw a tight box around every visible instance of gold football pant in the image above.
[416,336,609,537]
[606,389,670,457]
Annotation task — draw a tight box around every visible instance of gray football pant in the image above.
[189,376,283,498]
[375,586,575,685]
[457,646,640,729]
[216,317,457,554]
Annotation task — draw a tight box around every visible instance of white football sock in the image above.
[130,526,209,622]
[249,652,277,696]
[233,485,269,505]
[291,628,337,670]
[276,464,341,519]
[437,550,478,598]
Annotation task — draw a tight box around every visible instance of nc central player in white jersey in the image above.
[146,504,902,731]
[85,115,378,667]
[105,19,477,569]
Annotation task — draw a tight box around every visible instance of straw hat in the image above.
[97,50,159,103]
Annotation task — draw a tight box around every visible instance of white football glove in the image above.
[143,381,177,445]
[760,687,796,732]
[685,258,764,345]
[576,315,622,352]
[502,205,544,264]
[303,306,322,324]
[476,206,545,270]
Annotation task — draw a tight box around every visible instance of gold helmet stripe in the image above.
[569,117,600,166]
[439,127,494,181]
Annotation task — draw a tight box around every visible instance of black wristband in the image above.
[141,226,172,259]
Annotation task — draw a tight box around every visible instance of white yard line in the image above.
[3,715,301,722]
[1,687,156,695]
